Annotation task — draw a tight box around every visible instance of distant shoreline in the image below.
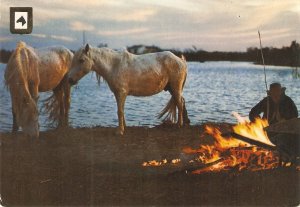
[0,60,297,68]
[1,40,299,68]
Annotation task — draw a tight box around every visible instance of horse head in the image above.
[18,95,39,138]
[68,44,93,85]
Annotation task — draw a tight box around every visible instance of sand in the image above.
[1,124,299,206]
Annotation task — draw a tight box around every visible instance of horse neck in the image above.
[90,48,120,80]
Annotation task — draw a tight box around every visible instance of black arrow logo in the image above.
[16,16,26,26]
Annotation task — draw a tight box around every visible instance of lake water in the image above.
[1,61,299,132]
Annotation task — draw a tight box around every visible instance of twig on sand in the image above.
[40,179,51,184]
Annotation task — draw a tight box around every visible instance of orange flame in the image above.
[233,118,275,146]
[190,117,279,174]
[142,114,282,173]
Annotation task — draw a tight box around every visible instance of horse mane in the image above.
[94,72,101,85]
[90,47,116,86]
[4,41,39,121]
[92,48,134,84]
[120,49,133,68]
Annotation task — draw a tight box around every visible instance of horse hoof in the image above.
[183,122,190,127]
[176,123,183,128]
[116,130,124,136]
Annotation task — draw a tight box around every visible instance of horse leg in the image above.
[182,97,190,125]
[12,110,19,132]
[123,115,126,128]
[53,87,64,127]
[63,83,71,127]
[58,91,65,127]
[168,81,184,127]
[173,92,184,127]
[115,92,127,135]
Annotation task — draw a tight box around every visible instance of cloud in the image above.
[33,7,78,25]
[29,33,75,42]
[98,28,149,36]
[70,21,95,31]
[0,36,13,42]
[113,9,156,22]
[51,35,75,42]
[30,33,47,38]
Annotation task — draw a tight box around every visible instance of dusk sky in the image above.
[0,0,299,51]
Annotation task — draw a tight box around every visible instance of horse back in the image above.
[128,51,187,77]
[36,46,73,92]
[36,46,73,68]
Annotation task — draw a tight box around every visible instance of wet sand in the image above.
[1,124,299,206]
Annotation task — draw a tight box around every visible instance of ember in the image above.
[142,159,167,167]
[142,158,181,167]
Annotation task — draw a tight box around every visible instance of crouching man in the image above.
[249,82,299,164]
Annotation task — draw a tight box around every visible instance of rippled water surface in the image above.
[1,61,299,132]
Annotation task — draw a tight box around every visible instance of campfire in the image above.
[143,113,286,174]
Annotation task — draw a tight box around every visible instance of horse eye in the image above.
[79,59,85,63]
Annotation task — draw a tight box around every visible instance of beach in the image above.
[1,124,299,206]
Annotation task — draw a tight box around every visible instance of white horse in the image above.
[5,41,73,138]
[68,44,189,135]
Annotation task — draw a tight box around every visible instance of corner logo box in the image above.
[10,7,33,34]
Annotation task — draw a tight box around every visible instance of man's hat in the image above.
[269,82,281,89]
[268,82,286,95]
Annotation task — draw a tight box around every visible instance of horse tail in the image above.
[179,53,187,89]
[181,54,186,62]
[42,49,73,127]
[42,75,70,127]
[41,89,58,127]
[157,96,177,123]
[157,55,188,124]
[158,79,187,123]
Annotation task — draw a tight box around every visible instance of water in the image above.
[1,61,299,132]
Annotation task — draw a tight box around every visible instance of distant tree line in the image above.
[1,41,299,67]
[246,40,300,67]
[127,40,300,67]
[0,49,12,64]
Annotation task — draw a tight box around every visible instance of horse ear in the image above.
[84,44,90,54]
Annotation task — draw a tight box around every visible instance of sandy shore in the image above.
[1,124,299,206]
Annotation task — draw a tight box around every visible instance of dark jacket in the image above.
[249,95,298,125]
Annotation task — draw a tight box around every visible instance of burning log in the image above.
[222,132,276,151]
[265,118,300,135]
[183,145,279,174]
[182,158,225,174]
